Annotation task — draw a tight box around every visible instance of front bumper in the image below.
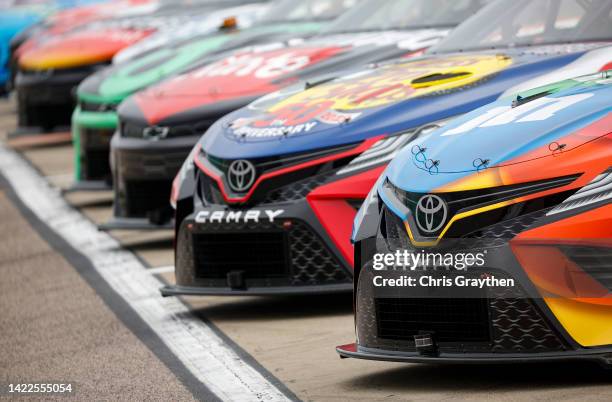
[16,67,95,128]
[108,133,198,229]
[72,105,118,185]
[166,200,353,296]
[344,222,612,363]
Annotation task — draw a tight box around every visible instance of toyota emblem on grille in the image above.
[415,194,448,234]
[142,125,169,140]
[227,160,256,193]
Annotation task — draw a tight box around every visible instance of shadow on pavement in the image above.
[191,293,353,321]
[341,361,612,393]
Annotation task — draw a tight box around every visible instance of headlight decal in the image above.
[336,118,455,176]
[548,167,612,216]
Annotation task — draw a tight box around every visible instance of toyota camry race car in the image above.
[72,0,353,192]
[163,0,612,297]
[108,0,485,230]
[14,0,263,129]
[336,71,612,365]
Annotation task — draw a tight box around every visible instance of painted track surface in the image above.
[1,98,611,401]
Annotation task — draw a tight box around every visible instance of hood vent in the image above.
[411,71,472,88]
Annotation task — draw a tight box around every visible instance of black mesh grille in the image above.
[262,172,334,204]
[387,174,579,238]
[124,180,172,217]
[489,286,567,353]
[190,219,351,286]
[121,120,215,139]
[84,149,111,180]
[207,142,358,176]
[81,128,114,180]
[376,297,491,342]
[357,269,567,354]
[193,232,289,279]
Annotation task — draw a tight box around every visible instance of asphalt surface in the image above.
[1,97,611,401]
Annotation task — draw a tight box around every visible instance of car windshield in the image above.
[260,0,359,23]
[323,0,487,33]
[430,0,612,53]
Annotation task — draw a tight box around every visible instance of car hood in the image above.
[78,21,325,103]
[200,43,611,160]
[127,29,448,124]
[385,73,612,194]
[111,2,268,64]
[18,27,154,70]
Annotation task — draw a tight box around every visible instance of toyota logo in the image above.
[227,160,256,193]
[415,194,448,234]
[142,126,169,140]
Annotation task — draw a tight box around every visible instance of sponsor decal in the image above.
[229,55,513,138]
[176,46,346,83]
[195,209,285,224]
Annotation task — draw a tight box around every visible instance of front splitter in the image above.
[161,283,353,297]
[64,179,112,193]
[98,216,173,231]
[336,343,612,366]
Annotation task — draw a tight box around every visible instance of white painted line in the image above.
[0,145,291,402]
[148,265,176,275]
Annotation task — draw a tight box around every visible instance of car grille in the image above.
[190,219,351,286]
[81,128,114,180]
[117,149,188,180]
[80,100,117,113]
[207,142,358,176]
[380,205,555,251]
[121,120,215,139]
[83,149,111,181]
[201,142,360,203]
[387,175,579,238]
[357,269,567,354]
[376,297,491,342]
[262,171,335,204]
[123,180,172,217]
[193,231,289,279]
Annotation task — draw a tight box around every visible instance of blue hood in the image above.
[199,45,604,160]
[384,73,612,194]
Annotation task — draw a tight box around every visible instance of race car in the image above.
[1,0,110,93]
[14,0,263,129]
[72,0,354,191]
[163,0,612,297]
[7,0,155,91]
[336,71,612,366]
[108,0,485,230]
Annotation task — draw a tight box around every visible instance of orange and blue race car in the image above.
[338,71,612,366]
